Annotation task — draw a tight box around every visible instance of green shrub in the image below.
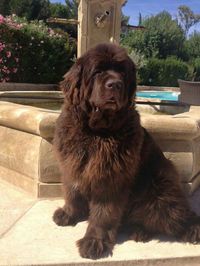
[138,57,190,86]
[0,14,76,83]
[138,58,163,86]
[162,57,190,86]
[185,32,200,60]
[192,58,200,81]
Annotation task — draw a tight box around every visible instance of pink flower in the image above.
[12,68,18,73]
[6,51,11,58]
[14,57,19,62]
[0,43,5,52]
[0,15,4,24]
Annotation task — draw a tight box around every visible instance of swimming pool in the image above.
[136,91,179,101]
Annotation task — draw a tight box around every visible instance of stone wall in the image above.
[0,102,200,197]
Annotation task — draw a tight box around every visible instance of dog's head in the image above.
[61,43,137,130]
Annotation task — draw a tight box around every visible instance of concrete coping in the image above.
[0,90,63,99]
[0,101,59,140]
[0,82,59,91]
[0,102,200,141]
[141,106,200,140]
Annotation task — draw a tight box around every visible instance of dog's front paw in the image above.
[53,207,77,226]
[77,236,113,259]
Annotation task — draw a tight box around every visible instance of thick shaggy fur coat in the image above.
[53,43,200,259]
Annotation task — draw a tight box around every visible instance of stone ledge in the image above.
[0,102,200,197]
[141,114,200,140]
[0,82,58,91]
[0,198,200,266]
[1,102,200,141]
[0,101,58,139]
[0,91,63,98]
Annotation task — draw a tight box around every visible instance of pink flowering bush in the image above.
[0,41,20,82]
[0,15,21,82]
[0,14,76,83]
[0,15,4,23]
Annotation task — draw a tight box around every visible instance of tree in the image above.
[49,3,69,19]
[65,0,78,19]
[32,0,51,20]
[185,31,200,60]
[120,0,129,35]
[0,0,11,16]
[121,11,185,59]
[138,12,142,26]
[121,14,130,33]
[178,5,200,36]
[9,0,50,20]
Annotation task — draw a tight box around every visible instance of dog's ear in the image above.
[60,58,83,105]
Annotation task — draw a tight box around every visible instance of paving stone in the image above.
[0,180,36,237]
[0,193,200,266]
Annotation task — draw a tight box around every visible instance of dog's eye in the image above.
[93,70,103,76]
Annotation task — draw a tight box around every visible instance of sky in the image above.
[50,0,200,34]
[122,0,200,33]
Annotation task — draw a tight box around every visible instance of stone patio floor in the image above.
[1,179,200,266]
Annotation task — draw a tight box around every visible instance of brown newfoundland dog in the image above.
[53,43,200,259]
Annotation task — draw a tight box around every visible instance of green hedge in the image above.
[193,58,200,81]
[0,15,76,83]
[138,57,190,86]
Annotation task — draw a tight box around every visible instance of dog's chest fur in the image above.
[71,134,141,198]
[55,108,144,197]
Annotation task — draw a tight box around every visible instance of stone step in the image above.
[1,180,200,266]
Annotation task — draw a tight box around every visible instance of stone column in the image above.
[77,0,126,57]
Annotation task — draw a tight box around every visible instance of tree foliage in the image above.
[0,0,78,37]
[49,3,69,19]
[193,58,200,81]
[178,5,200,35]
[65,0,78,19]
[0,0,11,16]
[0,15,76,83]
[0,0,78,21]
[9,0,51,20]
[1,1,200,85]
[120,8,200,84]
[185,31,200,60]
[121,11,185,59]
[139,57,190,86]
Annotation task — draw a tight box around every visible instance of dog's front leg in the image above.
[53,181,89,226]
[77,195,127,259]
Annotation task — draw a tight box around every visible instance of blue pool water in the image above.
[136,91,179,101]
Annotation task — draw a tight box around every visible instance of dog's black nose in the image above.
[105,79,123,90]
